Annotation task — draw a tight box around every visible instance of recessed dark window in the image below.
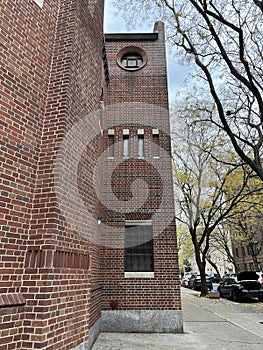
[121,53,143,70]
[125,224,154,272]
[152,133,160,157]
[107,134,114,157]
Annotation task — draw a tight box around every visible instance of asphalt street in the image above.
[91,286,263,349]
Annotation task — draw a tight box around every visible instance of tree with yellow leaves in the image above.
[172,113,263,296]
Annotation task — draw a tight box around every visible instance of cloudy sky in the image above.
[103,0,189,103]
[104,0,152,33]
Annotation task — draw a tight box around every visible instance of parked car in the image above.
[209,273,221,283]
[181,273,194,288]
[220,272,237,283]
[217,271,263,302]
[188,274,213,291]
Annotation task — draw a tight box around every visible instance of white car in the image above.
[181,273,194,287]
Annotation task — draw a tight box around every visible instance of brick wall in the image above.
[0,1,182,346]
[0,0,104,348]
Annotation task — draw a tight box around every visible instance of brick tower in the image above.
[100,21,182,332]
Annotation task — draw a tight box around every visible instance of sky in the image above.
[103,0,190,104]
[104,0,152,33]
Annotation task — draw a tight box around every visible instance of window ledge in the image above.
[125,272,154,278]
[0,293,25,308]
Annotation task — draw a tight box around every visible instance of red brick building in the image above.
[0,1,182,349]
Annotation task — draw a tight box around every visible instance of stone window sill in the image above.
[124,272,154,278]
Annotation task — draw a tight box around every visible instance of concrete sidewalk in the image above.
[91,288,263,349]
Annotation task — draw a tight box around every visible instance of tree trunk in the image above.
[206,257,221,278]
[192,240,208,296]
[251,253,260,271]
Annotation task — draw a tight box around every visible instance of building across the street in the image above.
[232,238,263,272]
[0,1,182,349]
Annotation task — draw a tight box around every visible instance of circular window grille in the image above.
[121,53,143,70]
[117,46,147,71]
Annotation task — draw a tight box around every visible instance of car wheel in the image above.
[232,290,240,302]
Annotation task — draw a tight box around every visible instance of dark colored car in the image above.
[220,272,237,283]
[188,274,213,291]
[217,271,263,302]
[209,273,221,283]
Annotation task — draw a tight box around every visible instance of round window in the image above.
[117,46,147,71]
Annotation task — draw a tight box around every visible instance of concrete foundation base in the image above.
[101,309,184,333]
[71,309,183,349]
